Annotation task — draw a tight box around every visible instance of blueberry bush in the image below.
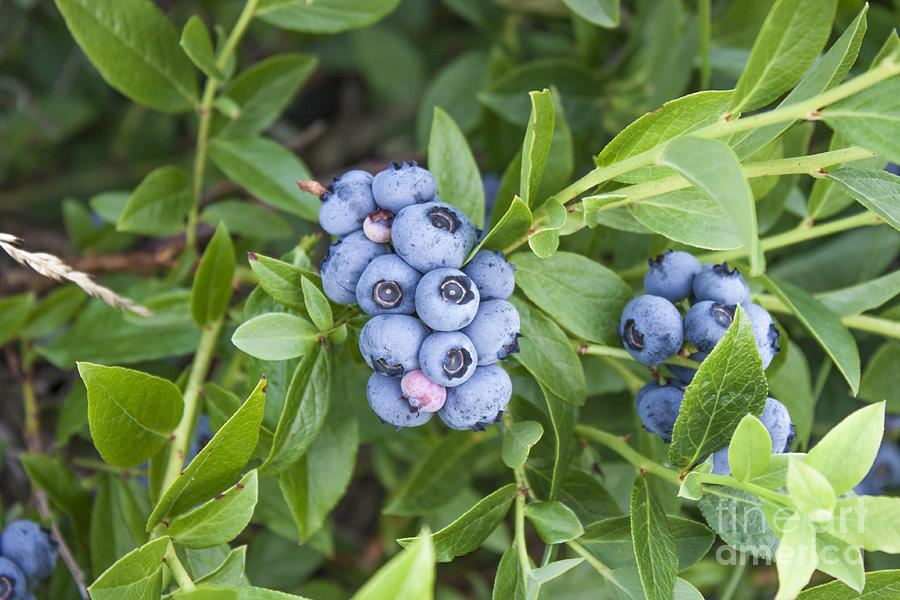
[2,0,900,599]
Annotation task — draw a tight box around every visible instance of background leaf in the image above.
[191,224,235,327]
[428,107,485,225]
[257,0,402,34]
[118,166,193,236]
[630,474,677,600]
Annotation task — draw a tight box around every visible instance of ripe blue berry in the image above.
[462,250,515,300]
[418,331,478,387]
[635,381,684,443]
[461,299,520,365]
[372,161,437,213]
[186,414,213,465]
[355,254,422,316]
[712,397,793,475]
[692,262,751,306]
[367,373,432,428]
[320,230,390,305]
[854,441,900,496]
[438,365,512,431]
[0,557,26,600]
[415,268,480,331]
[363,208,394,243]
[618,295,684,366]
[392,201,478,272]
[666,351,708,384]
[318,170,376,236]
[358,315,429,377]
[401,370,446,412]
[644,250,702,303]
[684,301,735,353]
[744,303,781,369]
[0,520,56,584]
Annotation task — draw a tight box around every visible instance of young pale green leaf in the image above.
[469,197,532,258]
[774,511,818,600]
[827,168,900,232]
[200,201,292,241]
[195,546,247,587]
[814,532,864,593]
[168,470,258,548]
[630,474,678,600]
[659,137,762,274]
[787,458,836,517]
[502,420,544,469]
[492,546,526,600]
[796,569,900,599]
[0,292,34,346]
[428,107,484,226]
[519,89,554,208]
[78,363,183,468]
[261,347,332,476]
[231,313,319,361]
[525,558,584,599]
[728,415,772,482]
[213,95,241,119]
[350,529,434,600]
[524,501,584,544]
[256,0,402,34]
[147,378,266,529]
[761,275,860,393]
[89,474,151,578]
[823,496,900,553]
[730,0,837,114]
[698,486,780,560]
[300,277,332,332]
[804,402,885,495]
[118,166,193,236]
[180,16,224,80]
[629,189,741,250]
[668,307,768,470]
[21,286,85,340]
[87,536,169,600]
[679,472,704,501]
[53,0,197,113]
[822,75,900,164]
[561,0,618,27]
[398,484,517,562]
[248,253,317,312]
[817,270,900,317]
[238,587,314,600]
[510,251,631,344]
[527,198,567,258]
[209,137,318,221]
[191,224,235,327]
[860,343,900,411]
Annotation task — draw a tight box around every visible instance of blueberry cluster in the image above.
[0,520,57,600]
[317,161,518,431]
[854,440,900,495]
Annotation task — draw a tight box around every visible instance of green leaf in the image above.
[350,26,424,102]
[698,486,779,560]
[87,536,169,600]
[0,292,33,345]
[78,363,183,468]
[526,195,566,258]
[191,224,235,327]
[827,168,900,232]
[814,532,864,593]
[502,421,544,469]
[470,196,532,258]
[630,474,677,600]
[629,189,742,250]
[174,587,238,600]
[147,378,265,529]
[53,0,197,113]
[659,137,761,274]
[796,569,900,599]
[89,474,151,578]
[668,306,768,470]
[20,454,91,532]
[510,251,631,343]
[247,253,317,312]
[525,558,584,599]
[804,402,885,495]
[728,415,772,482]
[508,297,586,406]
[231,313,319,361]
[730,0,837,113]
[428,107,484,226]
[541,384,575,501]
[774,511,818,600]
[90,191,130,224]
[817,270,900,317]
[416,50,487,148]
[519,89,554,208]
[21,286,85,340]
[492,546,525,600]
[860,342,900,411]
[180,16,224,80]
[238,587,313,600]
[824,496,900,553]
[209,136,318,221]
[168,470,258,548]
[399,484,517,562]
[787,458,836,517]
[118,166,192,236]
[527,469,623,524]
[257,0,402,34]
[196,546,247,587]
[524,501,584,544]
[760,275,860,393]
[200,201,292,241]
[822,75,900,163]
[350,529,434,600]
[300,277,332,332]
[561,0,618,27]
[535,89,574,205]
[605,568,704,600]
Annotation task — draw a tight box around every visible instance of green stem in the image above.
[599,356,646,393]
[514,490,531,574]
[21,377,39,451]
[754,294,900,341]
[697,0,711,89]
[567,539,634,595]
[164,540,196,592]
[581,344,702,369]
[574,425,682,485]
[696,472,795,508]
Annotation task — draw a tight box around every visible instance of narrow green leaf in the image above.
[520,89,554,208]
[502,421,544,469]
[527,198,566,258]
[774,511,818,600]
[728,415,772,482]
[561,0,618,27]
[180,16,224,80]
[796,569,900,599]
[87,536,169,600]
[814,532,864,593]
[168,470,258,548]
[256,0,402,34]
[350,529,434,600]
[21,286,85,340]
[525,558,584,599]
[300,277,332,332]
[524,501,584,544]
[20,453,91,532]
[768,342,815,446]
[238,587,313,600]
[89,474,150,578]
[824,496,900,553]
[247,253,317,312]
[428,107,484,226]
[416,50,487,148]
[191,224,235,327]
[231,313,319,361]
[787,458,836,516]
[118,166,193,236]
[492,546,525,600]
[527,469,623,524]
[0,292,34,346]
[817,270,900,317]
[469,196,532,258]
[630,474,677,600]
[827,168,900,232]
[541,384,575,501]
[821,75,900,163]
[196,546,247,587]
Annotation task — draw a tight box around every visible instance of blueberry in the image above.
[712,397,793,475]
[744,303,781,369]
[644,251,702,303]
[618,295,684,366]
[186,414,213,465]
[667,351,708,384]
[854,441,900,495]
[438,364,512,431]
[418,331,478,387]
[358,315,429,377]
[320,230,390,305]
[635,381,684,443]
[461,299,520,365]
[318,170,376,236]
[0,520,56,584]
[392,201,478,272]
[462,250,515,300]
[0,557,26,600]
[367,373,433,428]
[401,370,447,413]
[355,254,422,316]
[372,161,437,213]
[363,208,394,243]
[684,301,735,354]
[692,262,751,306]
[415,268,480,331]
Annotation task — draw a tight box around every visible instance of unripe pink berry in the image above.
[401,370,446,413]
[363,209,394,243]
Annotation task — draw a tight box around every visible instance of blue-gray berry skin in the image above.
[462,250,515,300]
[0,520,56,584]
[415,268,480,331]
[854,441,900,495]
[318,170,376,236]
[392,201,478,272]
[667,351,708,384]
[692,262,751,306]
[356,254,422,316]
[684,301,735,354]
[320,230,390,305]
[744,303,781,369]
[644,251,702,303]
[461,299,520,365]
[439,365,512,431]
[634,381,684,443]
[618,295,684,366]
[712,397,793,475]
[358,315,429,377]
[367,373,432,428]
[372,161,437,213]
[418,331,478,387]
[0,557,26,600]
